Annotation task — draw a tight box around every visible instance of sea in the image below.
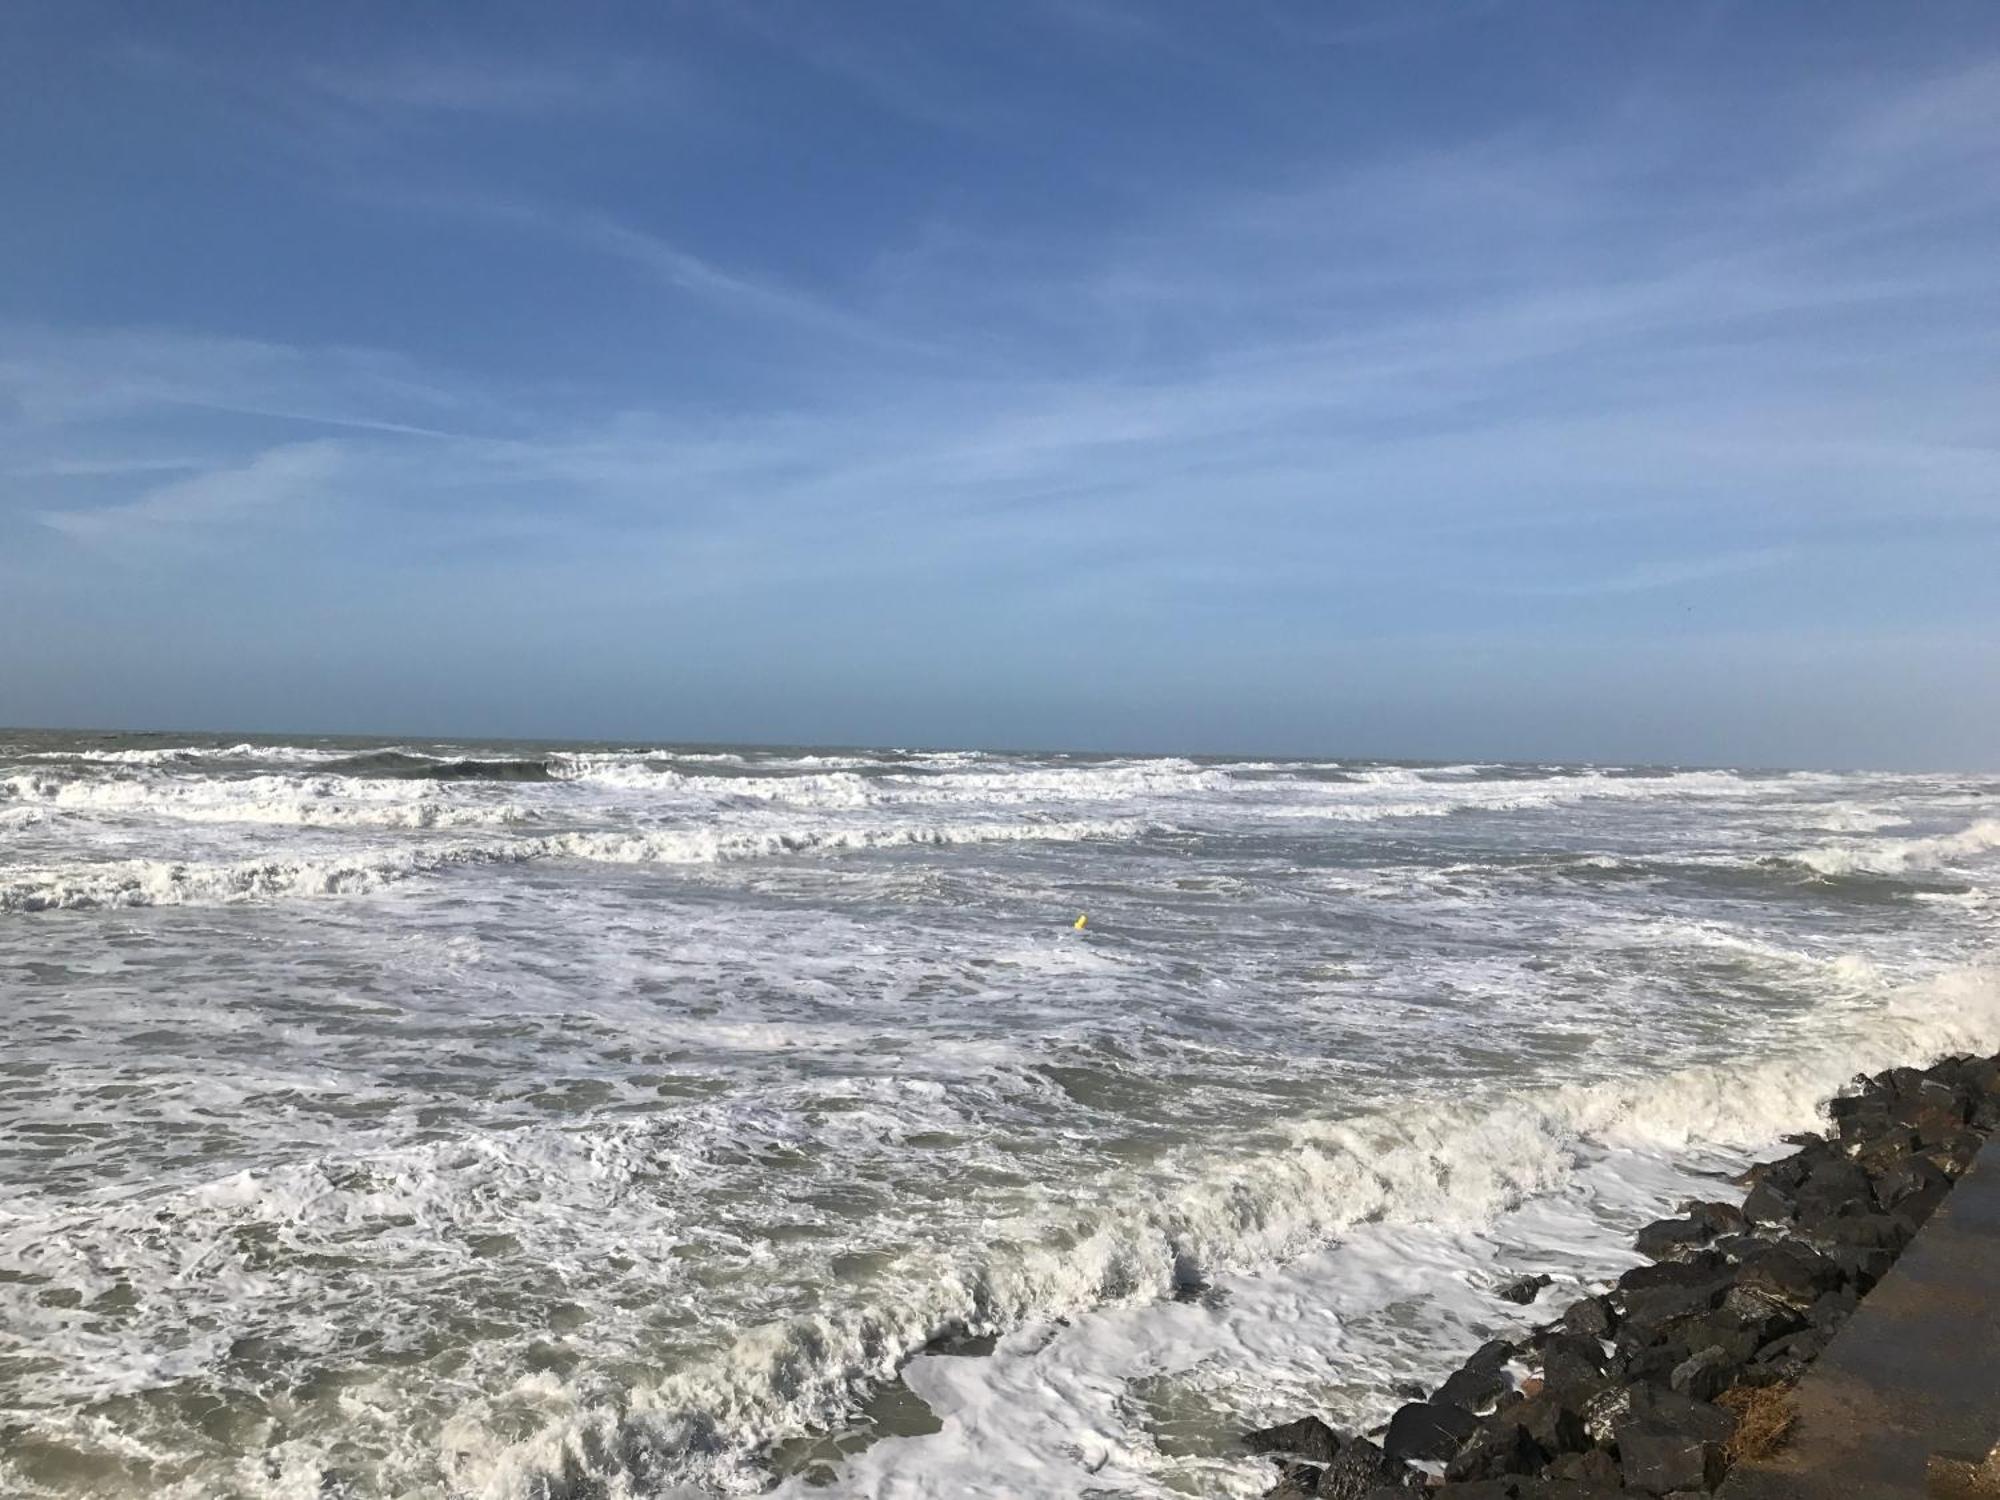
[2,730,1996,1499]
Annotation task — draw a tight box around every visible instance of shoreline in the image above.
[1236,1052,2000,1497]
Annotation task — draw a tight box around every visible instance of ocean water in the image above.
[2,731,1996,1499]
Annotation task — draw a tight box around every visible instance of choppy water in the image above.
[2,730,1996,1499]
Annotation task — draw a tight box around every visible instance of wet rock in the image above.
[1538,1334,1610,1406]
[1499,1273,1553,1305]
[1383,1400,1478,1463]
[1316,1437,1420,1500]
[1558,1295,1617,1340]
[1246,1415,1343,1463]
[1618,1251,1729,1294]
[1391,1380,1427,1401]
[1734,1241,1843,1308]
[1436,1347,1516,1413]
[1579,1383,1634,1444]
[1740,1178,1797,1226]
[1634,1217,1711,1261]
[1443,1421,1545,1482]
[1618,1277,1731,1333]
[1679,1200,1747,1236]
[1264,1459,1323,1498]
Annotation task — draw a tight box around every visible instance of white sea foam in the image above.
[0,771,534,830]
[438,960,2000,1498]
[1794,816,2000,877]
[0,817,1149,911]
[5,739,1996,1500]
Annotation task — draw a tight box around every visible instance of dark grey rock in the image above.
[1246,1415,1342,1463]
[1316,1437,1420,1500]
[1634,1217,1711,1260]
[1668,1345,1737,1403]
[1615,1422,1726,1494]
[1499,1273,1553,1305]
[1443,1421,1544,1482]
[1383,1400,1478,1463]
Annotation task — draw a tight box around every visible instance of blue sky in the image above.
[3,2,1997,767]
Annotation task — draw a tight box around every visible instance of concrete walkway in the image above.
[1724,1136,2000,1499]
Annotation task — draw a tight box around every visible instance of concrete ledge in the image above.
[1724,1136,2000,1499]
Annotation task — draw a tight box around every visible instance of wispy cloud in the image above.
[36,441,345,542]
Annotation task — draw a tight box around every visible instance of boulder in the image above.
[1443,1421,1544,1482]
[1669,1345,1739,1403]
[1741,1178,1797,1226]
[1618,1251,1729,1293]
[1679,1200,1747,1235]
[1440,1360,1512,1424]
[1634,1217,1711,1261]
[1264,1459,1323,1498]
[1735,1241,1844,1308]
[1623,1385,1737,1442]
[1383,1400,1478,1463]
[1510,1394,1589,1456]
[1558,1295,1618,1340]
[1615,1421,1727,1494]
[1499,1273,1553,1305]
[1791,1158,1876,1223]
[1315,1437,1420,1500]
[1538,1335,1610,1406]
[1545,1448,1621,1487]
[1247,1415,1343,1463]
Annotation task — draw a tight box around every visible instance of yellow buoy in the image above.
[1073,913,1088,930]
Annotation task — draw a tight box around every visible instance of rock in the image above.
[1615,1421,1727,1494]
[1619,1278,1730,1332]
[1265,1459,1323,1498]
[1383,1400,1478,1463]
[1669,1345,1738,1402]
[1806,1285,1859,1331]
[1316,1437,1420,1500]
[1499,1273,1553,1305]
[1618,1251,1729,1293]
[1444,1421,1545,1482]
[1432,1483,1520,1500]
[1791,1159,1876,1223]
[1579,1383,1634,1444]
[1391,1380,1428,1401]
[1735,1241,1843,1308]
[1634,1217,1711,1260]
[1559,1295,1618,1340]
[1510,1394,1589,1456]
[1815,1211,1911,1251]
[1623,1386,1737,1444]
[1538,1335,1610,1405]
[1436,1360,1513,1414]
[1679,1200,1747,1235]
[1545,1448,1621,1487]
[1822,1243,1896,1292]
[1247,1415,1343,1463]
[1741,1178,1797,1226]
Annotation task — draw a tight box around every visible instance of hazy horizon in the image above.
[5,2,1998,771]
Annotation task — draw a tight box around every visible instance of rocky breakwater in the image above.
[1240,1053,2000,1499]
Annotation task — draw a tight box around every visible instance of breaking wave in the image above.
[1788,817,2000,878]
[0,817,1150,912]
[444,959,2000,1497]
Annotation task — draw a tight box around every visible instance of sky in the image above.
[2,2,1997,768]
